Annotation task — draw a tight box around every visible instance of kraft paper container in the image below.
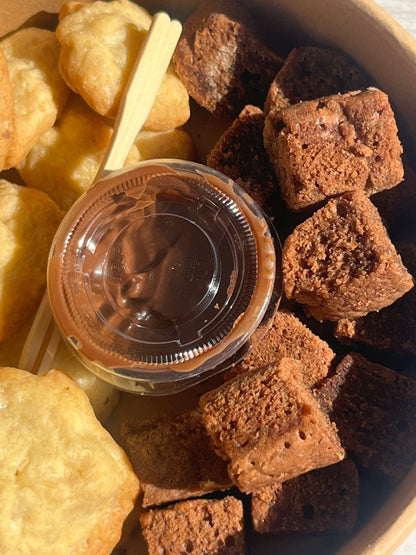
[1,1,415,553]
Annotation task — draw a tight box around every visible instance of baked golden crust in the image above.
[17,93,140,210]
[0,367,140,554]
[0,180,64,341]
[1,28,70,169]
[17,93,196,211]
[56,0,190,129]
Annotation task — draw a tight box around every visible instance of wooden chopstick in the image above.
[18,12,182,375]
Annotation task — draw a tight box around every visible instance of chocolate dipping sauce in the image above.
[48,160,281,393]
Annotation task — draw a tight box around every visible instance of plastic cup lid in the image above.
[48,160,280,393]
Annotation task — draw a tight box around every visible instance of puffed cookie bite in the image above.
[17,93,140,210]
[134,127,197,162]
[0,367,140,554]
[0,47,14,171]
[17,94,196,211]
[0,180,64,341]
[57,0,190,130]
[0,28,70,168]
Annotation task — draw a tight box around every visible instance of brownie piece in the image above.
[264,46,370,114]
[334,243,416,355]
[317,353,416,482]
[372,159,416,226]
[251,458,359,534]
[121,409,232,507]
[173,0,283,118]
[282,190,414,321]
[207,105,279,214]
[200,358,345,493]
[140,497,245,555]
[264,88,404,211]
[226,309,335,388]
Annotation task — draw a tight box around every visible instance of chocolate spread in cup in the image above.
[48,160,280,393]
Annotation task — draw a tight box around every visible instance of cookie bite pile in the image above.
[0,0,196,368]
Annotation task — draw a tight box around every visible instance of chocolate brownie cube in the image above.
[282,190,414,321]
[264,88,403,211]
[207,105,279,214]
[264,46,370,114]
[226,309,335,388]
[140,496,245,555]
[317,352,416,482]
[122,409,232,507]
[200,358,345,493]
[251,458,359,534]
[173,0,283,118]
[334,243,416,355]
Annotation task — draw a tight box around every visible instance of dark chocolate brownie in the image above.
[251,458,359,534]
[207,104,279,214]
[173,0,283,118]
[264,46,370,114]
[317,352,416,482]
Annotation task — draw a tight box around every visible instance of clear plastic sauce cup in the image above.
[48,160,282,394]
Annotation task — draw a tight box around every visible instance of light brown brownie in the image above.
[226,309,335,388]
[251,458,359,534]
[200,358,345,493]
[264,88,403,211]
[140,496,245,555]
[282,190,414,321]
[317,353,416,482]
[121,409,232,508]
[264,46,370,114]
[207,104,280,215]
[173,0,283,118]
[334,242,416,355]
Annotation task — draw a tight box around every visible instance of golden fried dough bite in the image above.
[0,28,70,168]
[134,127,197,162]
[0,180,63,341]
[18,94,195,210]
[142,65,191,132]
[0,48,14,171]
[0,367,140,554]
[57,0,190,130]
[17,93,141,210]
